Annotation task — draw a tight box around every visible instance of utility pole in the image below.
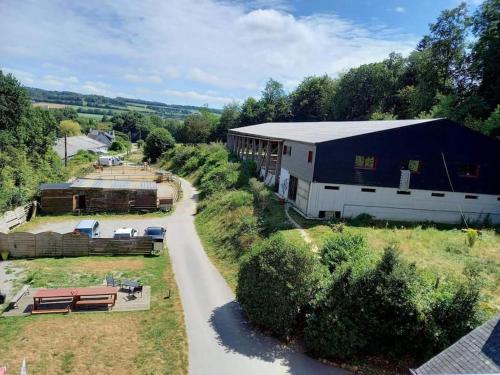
[64,134,67,167]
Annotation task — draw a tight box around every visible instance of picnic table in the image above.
[32,286,118,314]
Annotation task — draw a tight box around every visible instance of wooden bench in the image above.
[32,307,70,315]
[10,285,30,308]
[75,298,114,307]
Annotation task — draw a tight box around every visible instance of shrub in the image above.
[109,139,127,152]
[248,177,270,210]
[136,139,144,148]
[320,232,368,273]
[237,234,323,339]
[466,228,479,247]
[305,248,426,358]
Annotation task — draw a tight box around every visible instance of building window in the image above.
[397,190,411,195]
[458,164,480,178]
[324,185,339,190]
[286,146,292,156]
[318,210,326,218]
[361,188,376,193]
[283,145,287,155]
[401,159,421,173]
[288,175,298,201]
[355,155,377,170]
[432,192,445,197]
[307,151,313,163]
[465,195,478,199]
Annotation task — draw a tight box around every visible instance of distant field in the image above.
[32,102,67,109]
[126,104,155,112]
[76,112,106,119]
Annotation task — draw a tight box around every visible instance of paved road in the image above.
[23,179,350,374]
[166,179,349,375]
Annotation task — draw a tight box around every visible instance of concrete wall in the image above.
[304,182,500,224]
[281,141,315,182]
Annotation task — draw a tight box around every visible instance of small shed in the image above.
[40,179,158,213]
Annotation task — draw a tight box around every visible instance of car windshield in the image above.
[146,228,162,235]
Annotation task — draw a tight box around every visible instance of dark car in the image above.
[144,227,166,242]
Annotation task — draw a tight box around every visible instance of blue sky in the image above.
[0,0,481,108]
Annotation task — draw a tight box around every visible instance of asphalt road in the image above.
[25,179,350,374]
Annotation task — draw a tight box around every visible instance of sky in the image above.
[0,0,482,108]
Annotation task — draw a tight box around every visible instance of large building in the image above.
[227,119,500,224]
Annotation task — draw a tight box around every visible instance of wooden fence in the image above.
[0,202,34,233]
[0,232,153,258]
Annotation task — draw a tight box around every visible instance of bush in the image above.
[466,228,479,247]
[305,248,426,358]
[320,232,368,273]
[108,139,128,152]
[248,177,270,210]
[237,234,323,339]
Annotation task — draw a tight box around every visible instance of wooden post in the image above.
[251,138,256,161]
[264,141,272,180]
[274,142,283,191]
[257,139,264,168]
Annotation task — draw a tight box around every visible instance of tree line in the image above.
[217,1,500,139]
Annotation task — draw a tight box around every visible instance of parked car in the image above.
[113,227,138,240]
[144,226,166,252]
[144,227,166,242]
[74,220,100,238]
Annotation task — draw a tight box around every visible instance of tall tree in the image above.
[290,75,337,121]
[259,79,291,122]
[471,0,500,108]
[182,113,211,143]
[215,102,241,141]
[143,128,175,162]
[418,3,471,94]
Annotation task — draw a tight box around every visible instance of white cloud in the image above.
[123,73,163,84]
[81,80,109,94]
[40,74,79,87]
[164,89,235,105]
[0,0,418,106]
[394,6,406,13]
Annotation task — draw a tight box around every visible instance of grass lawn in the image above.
[288,209,500,314]
[0,253,187,374]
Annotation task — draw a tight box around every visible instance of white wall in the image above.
[305,183,500,224]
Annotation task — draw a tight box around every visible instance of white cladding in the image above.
[308,182,500,224]
[280,168,500,224]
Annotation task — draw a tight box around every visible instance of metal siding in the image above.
[281,141,316,182]
[313,120,500,195]
[307,182,500,224]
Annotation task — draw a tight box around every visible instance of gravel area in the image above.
[0,261,24,302]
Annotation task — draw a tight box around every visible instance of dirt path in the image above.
[284,204,319,252]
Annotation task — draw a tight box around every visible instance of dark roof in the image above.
[413,315,500,375]
[228,119,441,144]
[39,183,72,190]
[70,178,157,191]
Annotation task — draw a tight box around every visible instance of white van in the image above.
[113,227,138,240]
[99,155,123,166]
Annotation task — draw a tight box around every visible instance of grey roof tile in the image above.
[413,315,500,374]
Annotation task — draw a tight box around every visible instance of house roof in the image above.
[54,135,108,158]
[70,178,157,191]
[228,119,441,144]
[413,315,500,375]
[39,183,72,190]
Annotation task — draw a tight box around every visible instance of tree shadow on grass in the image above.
[208,301,350,375]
